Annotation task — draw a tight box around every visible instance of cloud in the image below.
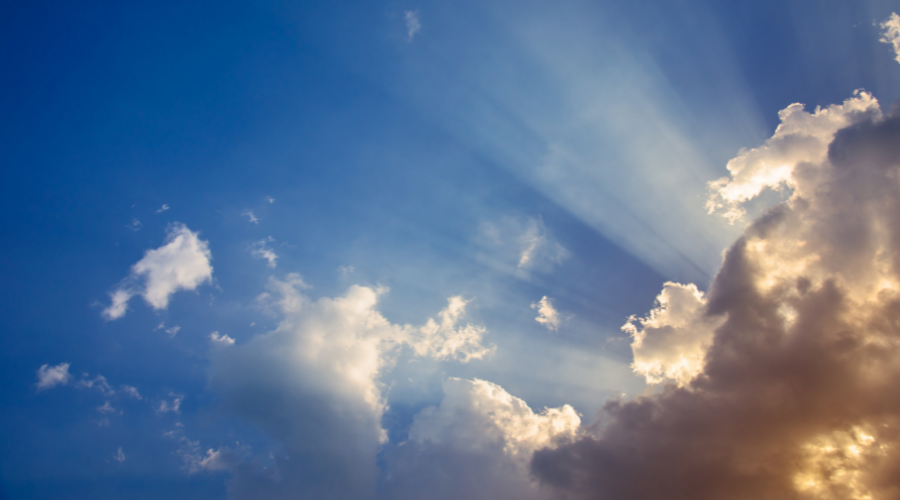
[477,216,569,276]
[121,385,142,400]
[97,401,116,414]
[77,374,115,396]
[706,91,880,223]
[623,282,723,386]
[157,393,183,414]
[881,13,900,64]
[531,296,561,331]
[208,276,492,499]
[127,219,143,232]
[210,331,235,346]
[405,11,421,41]
[532,94,900,500]
[156,204,170,213]
[264,196,275,204]
[242,209,259,224]
[113,447,126,463]
[102,223,213,320]
[35,363,71,391]
[381,378,581,500]
[251,237,278,268]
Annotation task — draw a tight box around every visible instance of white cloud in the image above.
[210,331,235,346]
[381,378,580,500]
[157,393,183,414]
[77,374,115,396]
[156,204,170,213]
[531,296,561,331]
[121,385,142,400]
[242,209,259,224]
[405,11,421,41]
[251,237,278,268]
[881,13,900,64]
[706,91,881,223]
[338,264,355,277]
[113,447,126,463]
[102,223,213,320]
[208,276,493,498]
[127,219,143,232]
[477,216,569,276]
[35,363,71,391]
[97,401,116,414]
[264,196,275,204]
[623,282,724,386]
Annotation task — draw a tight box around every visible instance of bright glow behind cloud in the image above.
[881,13,900,63]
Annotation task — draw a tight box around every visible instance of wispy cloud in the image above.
[477,216,569,277]
[251,237,278,268]
[531,296,562,331]
[405,11,421,41]
[242,209,259,224]
[156,204,170,213]
[35,363,71,391]
[113,447,126,463]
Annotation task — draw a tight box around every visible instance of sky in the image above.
[2,0,900,498]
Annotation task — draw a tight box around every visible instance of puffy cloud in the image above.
[405,11,421,41]
[208,276,492,499]
[477,216,569,276]
[35,363,71,391]
[533,95,900,500]
[882,13,900,64]
[157,393,183,414]
[251,237,278,268]
[102,223,213,320]
[623,282,723,386]
[531,296,561,331]
[209,331,235,346]
[706,91,880,223]
[381,378,581,500]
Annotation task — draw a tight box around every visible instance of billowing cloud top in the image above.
[103,224,212,320]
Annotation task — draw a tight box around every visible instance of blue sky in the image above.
[3,1,900,498]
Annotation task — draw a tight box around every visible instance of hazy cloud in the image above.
[477,216,569,276]
[405,11,421,41]
[251,237,278,268]
[531,296,561,331]
[102,223,213,320]
[156,204,170,213]
[113,447,126,463]
[35,363,71,391]
[242,209,259,224]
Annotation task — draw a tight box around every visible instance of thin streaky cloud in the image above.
[405,11,421,41]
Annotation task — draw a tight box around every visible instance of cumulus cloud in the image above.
[208,276,492,499]
[381,378,580,500]
[405,11,421,41]
[881,13,900,64]
[533,93,900,500]
[102,223,213,320]
[623,282,723,386]
[210,331,235,346]
[477,216,569,275]
[531,296,561,331]
[35,363,71,391]
[251,237,278,268]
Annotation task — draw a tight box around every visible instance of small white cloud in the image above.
[156,204,170,213]
[77,374,116,396]
[35,363,71,391]
[338,265,355,277]
[242,209,259,224]
[102,223,213,320]
[157,393,183,414]
[881,13,900,64]
[127,219,143,232]
[405,11,421,41]
[531,296,561,331]
[114,447,126,463]
[251,237,278,268]
[210,331,235,346]
[97,401,116,414]
[264,196,275,204]
[121,385,142,400]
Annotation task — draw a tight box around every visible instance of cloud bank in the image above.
[103,223,212,320]
[533,89,900,500]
